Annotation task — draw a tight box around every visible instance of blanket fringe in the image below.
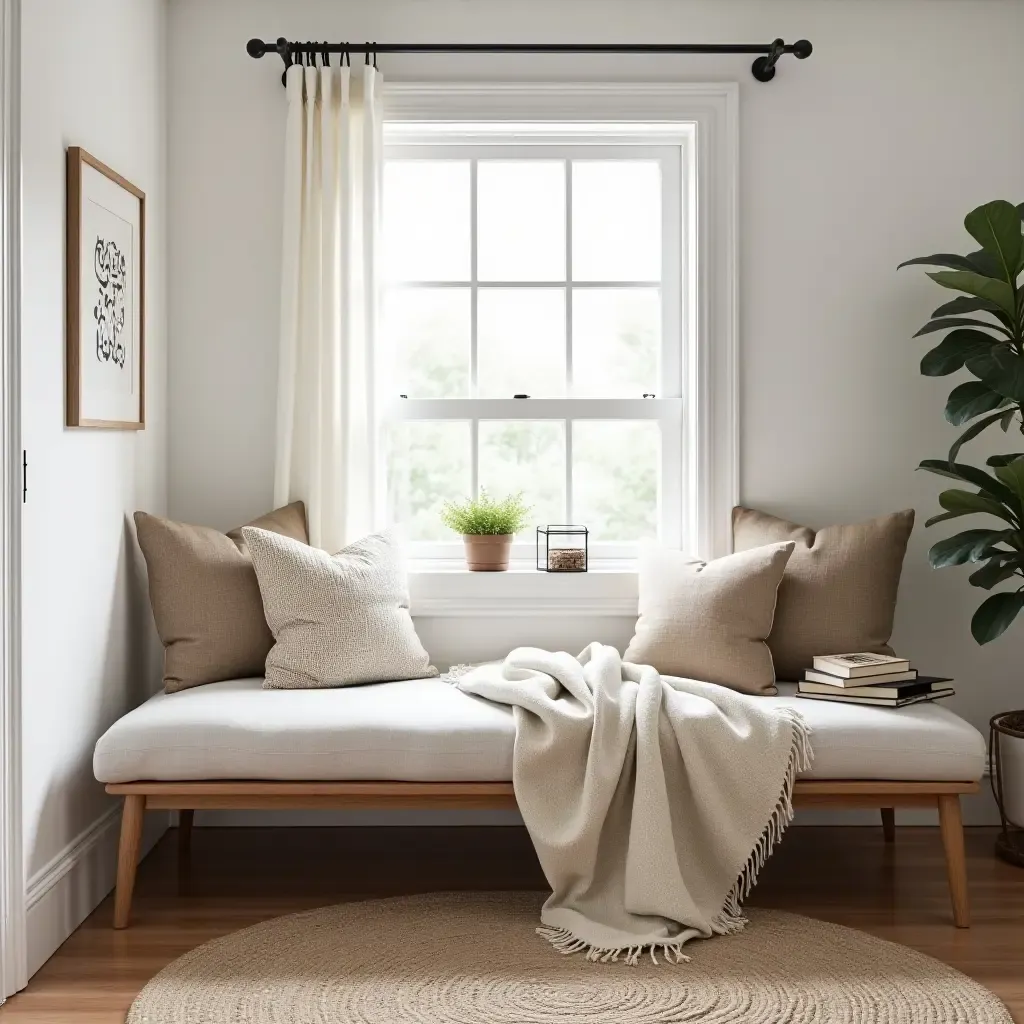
[536,926,691,967]
[440,664,476,686]
[711,706,813,935]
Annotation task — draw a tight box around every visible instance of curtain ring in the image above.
[342,43,350,67]
[372,42,378,70]
[364,42,371,65]
[321,41,330,68]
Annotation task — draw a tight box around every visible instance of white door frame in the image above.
[0,0,25,1000]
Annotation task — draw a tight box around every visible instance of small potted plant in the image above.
[900,199,1024,865]
[440,490,531,571]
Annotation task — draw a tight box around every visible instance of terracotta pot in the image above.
[463,534,513,571]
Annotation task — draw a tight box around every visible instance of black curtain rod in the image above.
[246,37,812,85]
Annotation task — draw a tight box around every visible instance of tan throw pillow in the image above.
[624,542,795,695]
[134,502,308,693]
[732,507,915,682]
[242,526,437,689]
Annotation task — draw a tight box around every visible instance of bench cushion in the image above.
[93,678,986,785]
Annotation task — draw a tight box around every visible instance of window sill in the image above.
[408,561,639,618]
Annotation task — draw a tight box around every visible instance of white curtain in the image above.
[274,62,384,553]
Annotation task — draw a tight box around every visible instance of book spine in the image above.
[812,659,910,678]
[796,689,954,707]
[799,681,933,699]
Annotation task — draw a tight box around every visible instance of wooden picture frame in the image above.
[65,147,145,429]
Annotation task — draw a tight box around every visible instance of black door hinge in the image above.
[22,450,26,502]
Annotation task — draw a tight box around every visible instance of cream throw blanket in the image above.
[454,643,812,965]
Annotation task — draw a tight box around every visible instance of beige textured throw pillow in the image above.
[732,507,915,682]
[242,527,437,689]
[134,502,308,693]
[624,542,795,695]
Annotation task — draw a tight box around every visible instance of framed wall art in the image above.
[65,146,145,429]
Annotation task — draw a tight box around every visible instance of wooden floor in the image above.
[2,824,1023,1022]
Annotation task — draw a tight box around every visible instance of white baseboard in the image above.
[25,804,168,979]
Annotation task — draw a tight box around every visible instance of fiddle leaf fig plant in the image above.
[899,200,1024,464]
[902,200,1024,643]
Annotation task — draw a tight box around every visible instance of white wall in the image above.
[166,0,1024,823]
[20,0,168,974]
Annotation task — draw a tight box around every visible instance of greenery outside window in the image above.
[380,127,688,565]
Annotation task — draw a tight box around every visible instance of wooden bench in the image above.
[106,778,976,929]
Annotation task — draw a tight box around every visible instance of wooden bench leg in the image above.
[113,795,145,929]
[178,809,194,859]
[881,807,896,843]
[937,793,970,928]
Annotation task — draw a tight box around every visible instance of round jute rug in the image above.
[127,892,1011,1024]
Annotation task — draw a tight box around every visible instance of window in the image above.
[376,84,738,579]
[380,128,688,563]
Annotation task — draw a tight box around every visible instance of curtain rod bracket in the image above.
[751,36,811,82]
[751,37,784,82]
[245,37,813,83]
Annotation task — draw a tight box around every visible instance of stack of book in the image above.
[797,653,954,707]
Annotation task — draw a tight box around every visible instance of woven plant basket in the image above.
[990,710,1024,868]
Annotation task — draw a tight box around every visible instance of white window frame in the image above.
[382,134,684,562]
[382,83,738,613]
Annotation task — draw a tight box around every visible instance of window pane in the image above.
[573,421,659,541]
[477,161,565,281]
[478,289,565,397]
[571,162,661,282]
[479,421,565,534]
[572,289,659,397]
[386,421,471,541]
[384,161,470,282]
[384,288,470,398]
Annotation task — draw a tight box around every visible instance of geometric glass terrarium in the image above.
[536,525,589,572]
